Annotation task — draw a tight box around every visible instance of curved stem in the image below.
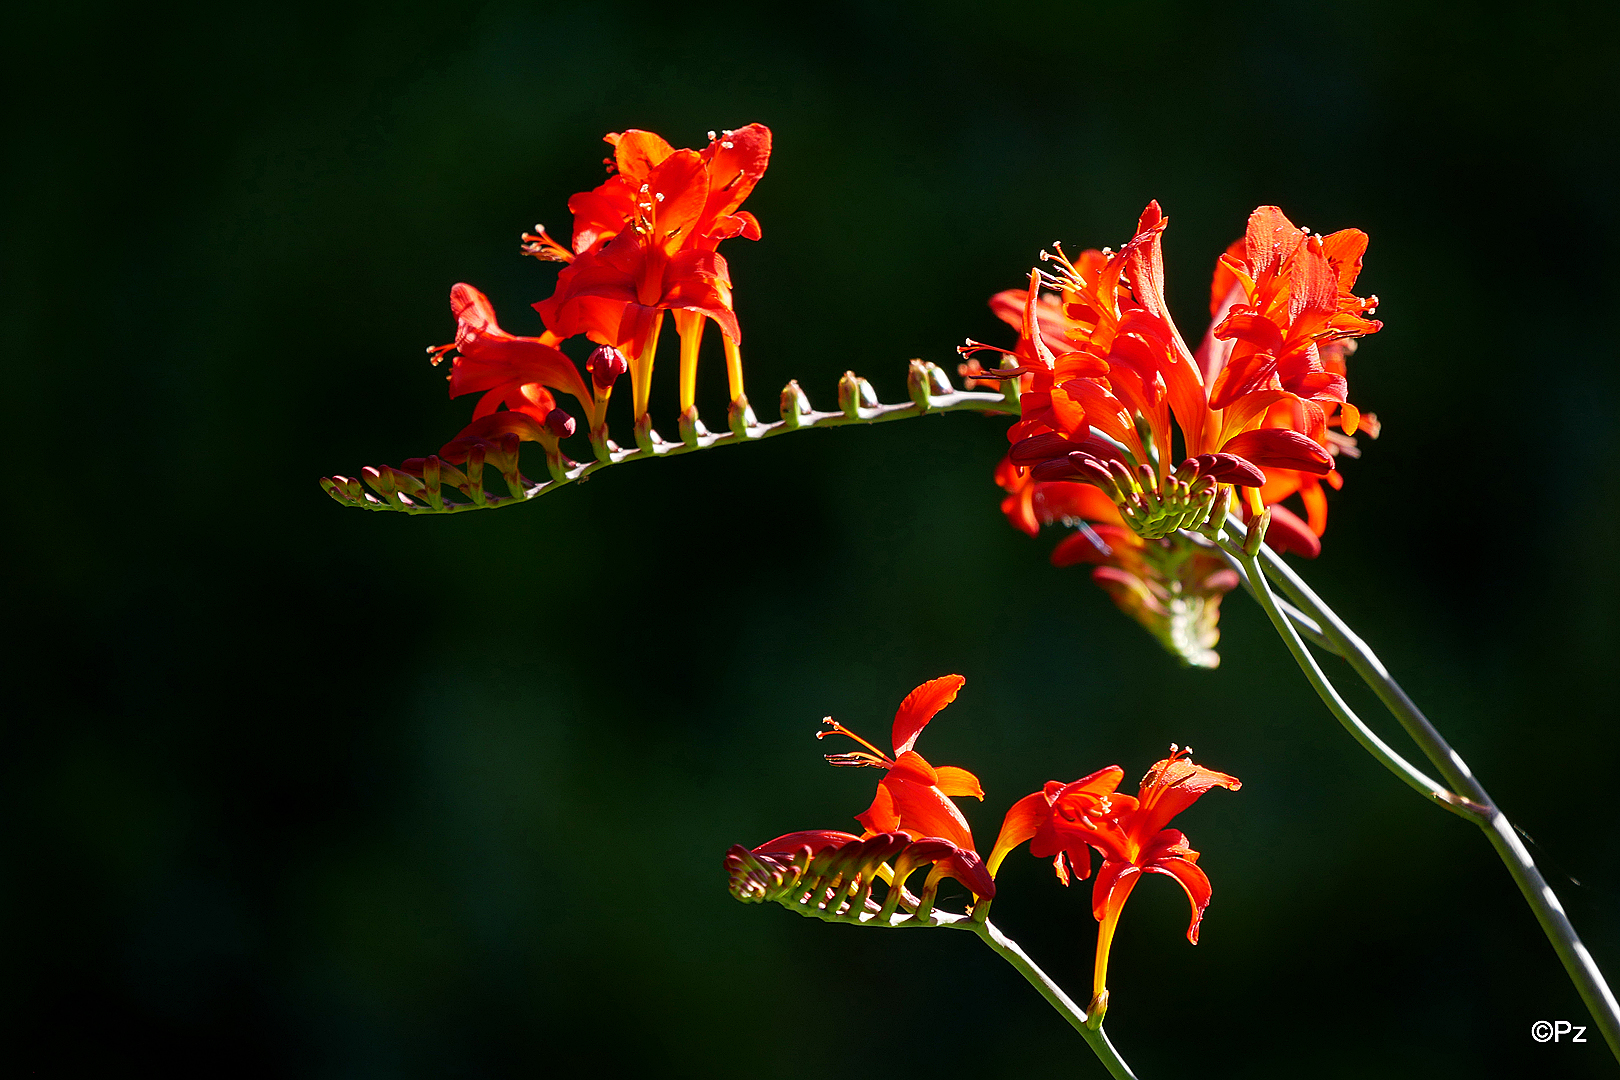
[1220,516,1620,1061]
[968,919,1139,1079]
[327,384,1019,515]
[1221,536,1481,820]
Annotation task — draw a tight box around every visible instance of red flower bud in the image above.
[544,408,577,439]
[1184,452,1266,487]
[586,344,628,392]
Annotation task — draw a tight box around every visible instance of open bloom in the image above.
[988,746,1240,1015]
[722,675,997,923]
[535,125,772,420]
[815,674,993,898]
[969,201,1380,546]
[429,284,592,424]
[324,124,773,513]
[970,204,1380,662]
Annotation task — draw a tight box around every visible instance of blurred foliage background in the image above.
[6,1,1618,1076]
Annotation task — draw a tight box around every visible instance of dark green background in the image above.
[7,2,1617,1076]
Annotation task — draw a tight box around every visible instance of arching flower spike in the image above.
[818,674,986,851]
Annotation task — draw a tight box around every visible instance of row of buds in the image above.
[725,830,993,925]
[322,432,532,511]
[1014,433,1268,541]
[321,358,1015,513]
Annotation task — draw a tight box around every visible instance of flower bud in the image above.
[586,345,628,393]
[544,408,577,439]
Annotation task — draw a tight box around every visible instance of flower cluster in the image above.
[726,677,1238,1019]
[968,204,1381,664]
[324,125,771,509]
[989,746,1241,1019]
[724,675,995,921]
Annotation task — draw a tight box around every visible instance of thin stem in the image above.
[1216,546,1340,655]
[329,386,1019,515]
[968,919,1139,1080]
[1220,534,1481,821]
[1224,517,1620,1061]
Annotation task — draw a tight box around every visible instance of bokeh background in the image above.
[7,2,1618,1076]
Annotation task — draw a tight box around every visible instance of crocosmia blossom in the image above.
[987,747,1240,1016]
[969,202,1379,540]
[429,283,595,435]
[814,675,994,897]
[323,123,772,513]
[720,675,997,923]
[969,203,1380,662]
[535,125,772,422]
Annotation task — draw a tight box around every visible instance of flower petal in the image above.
[933,765,984,800]
[1134,754,1241,839]
[987,789,1056,876]
[1143,853,1213,944]
[876,775,976,851]
[891,674,965,756]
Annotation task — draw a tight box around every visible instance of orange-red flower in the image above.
[534,126,772,421]
[427,283,596,457]
[987,747,1240,1015]
[723,675,997,916]
[968,202,1380,547]
[815,675,994,897]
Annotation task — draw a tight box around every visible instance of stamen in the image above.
[823,751,889,769]
[816,718,892,764]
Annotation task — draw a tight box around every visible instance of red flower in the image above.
[428,284,595,452]
[535,126,772,421]
[722,675,998,920]
[987,747,1240,1015]
[818,675,987,853]
[431,285,589,413]
[971,202,1381,546]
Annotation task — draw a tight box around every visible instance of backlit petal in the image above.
[891,674,965,755]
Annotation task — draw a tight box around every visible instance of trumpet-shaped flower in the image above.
[722,675,997,924]
[988,747,1240,1015]
[535,125,772,420]
[818,674,986,854]
[970,202,1380,543]
[973,204,1380,661]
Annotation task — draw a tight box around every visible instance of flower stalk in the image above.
[725,835,1137,1078]
[323,371,1017,514]
[1207,514,1620,1061]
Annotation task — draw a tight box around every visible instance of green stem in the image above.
[967,919,1139,1079]
[327,386,1019,515]
[1220,551,1341,656]
[1219,516,1620,1062]
[794,897,1138,1077]
[1220,535,1482,821]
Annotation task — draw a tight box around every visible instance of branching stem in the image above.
[1212,515,1620,1061]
